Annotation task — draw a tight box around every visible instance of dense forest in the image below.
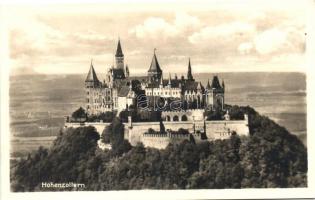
[10,105,307,191]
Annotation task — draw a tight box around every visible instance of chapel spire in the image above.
[115,38,124,57]
[187,58,194,81]
[115,38,124,69]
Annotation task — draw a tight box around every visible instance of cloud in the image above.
[238,42,254,55]
[237,27,305,55]
[253,28,287,54]
[129,12,201,39]
[188,22,256,44]
[7,6,306,74]
[129,17,178,39]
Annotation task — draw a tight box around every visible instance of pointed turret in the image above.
[206,79,210,90]
[187,58,194,81]
[211,75,222,89]
[115,38,124,57]
[148,48,163,81]
[85,60,100,87]
[115,38,124,69]
[159,73,164,88]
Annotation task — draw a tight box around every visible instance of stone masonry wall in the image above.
[64,116,249,149]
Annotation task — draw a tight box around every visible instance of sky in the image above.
[2,0,311,75]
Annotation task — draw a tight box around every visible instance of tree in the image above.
[72,107,87,121]
[11,105,308,191]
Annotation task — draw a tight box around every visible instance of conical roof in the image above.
[148,50,162,73]
[211,75,222,89]
[206,79,211,89]
[115,39,124,57]
[187,58,194,80]
[85,61,99,83]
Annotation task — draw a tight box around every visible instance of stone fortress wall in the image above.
[64,113,249,149]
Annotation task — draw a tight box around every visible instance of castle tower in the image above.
[148,49,163,82]
[187,58,194,81]
[85,60,100,88]
[205,79,214,109]
[211,75,225,110]
[115,39,124,69]
[85,60,100,115]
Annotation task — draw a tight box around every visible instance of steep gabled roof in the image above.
[115,39,124,57]
[148,51,162,73]
[85,61,99,83]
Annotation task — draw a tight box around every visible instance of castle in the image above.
[85,39,225,115]
[65,39,249,149]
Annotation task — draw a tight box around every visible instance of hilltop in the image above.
[10,105,307,191]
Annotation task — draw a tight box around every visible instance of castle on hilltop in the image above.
[65,39,249,149]
[85,39,225,116]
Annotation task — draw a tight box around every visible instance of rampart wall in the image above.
[64,114,249,149]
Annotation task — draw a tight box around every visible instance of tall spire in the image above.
[85,59,100,86]
[115,38,124,69]
[115,38,124,57]
[148,48,163,80]
[187,58,194,81]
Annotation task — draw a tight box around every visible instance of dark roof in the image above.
[182,81,204,92]
[145,78,204,93]
[148,52,162,73]
[85,63,99,83]
[211,76,222,89]
[146,78,183,88]
[115,39,124,57]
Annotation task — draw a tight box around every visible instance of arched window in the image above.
[166,116,171,121]
[181,115,188,121]
[173,115,179,121]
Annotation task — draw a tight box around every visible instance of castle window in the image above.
[181,115,188,121]
[166,116,171,121]
[87,98,89,103]
[87,91,89,95]
[173,116,179,121]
